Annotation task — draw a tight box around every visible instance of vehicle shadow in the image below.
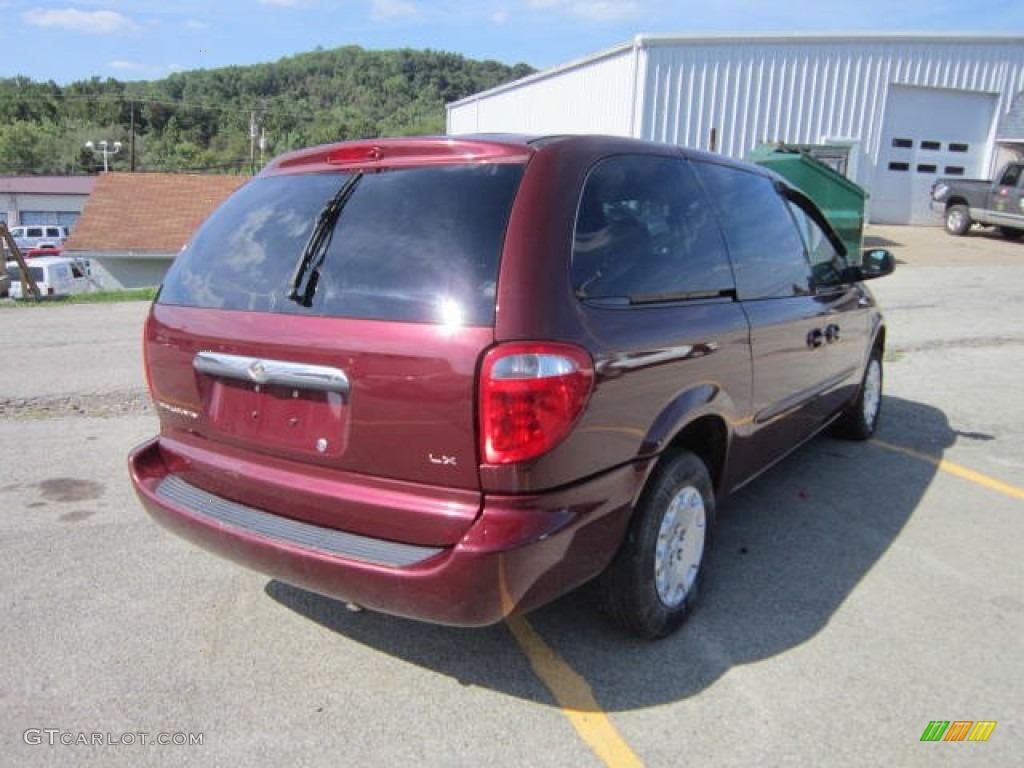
[975,228,1024,244]
[862,234,903,248]
[265,394,949,712]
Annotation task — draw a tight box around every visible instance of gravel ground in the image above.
[0,390,152,419]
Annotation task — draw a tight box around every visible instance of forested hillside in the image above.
[0,46,533,175]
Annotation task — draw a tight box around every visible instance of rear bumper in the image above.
[129,437,642,626]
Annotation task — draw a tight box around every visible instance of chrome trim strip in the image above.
[156,474,443,568]
[193,351,350,396]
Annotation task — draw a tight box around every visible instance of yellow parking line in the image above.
[873,439,1024,500]
[506,616,643,768]
[501,439,1020,768]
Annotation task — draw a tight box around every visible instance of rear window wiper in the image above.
[577,289,737,306]
[287,172,363,307]
[628,289,737,304]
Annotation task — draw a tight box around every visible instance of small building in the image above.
[0,176,95,230]
[999,90,1024,156]
[447,33,1024,225]
[65,172,248,289]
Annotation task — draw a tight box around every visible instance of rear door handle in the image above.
[806,328,824,349]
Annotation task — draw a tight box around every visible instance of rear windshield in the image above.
[158,163,524,325]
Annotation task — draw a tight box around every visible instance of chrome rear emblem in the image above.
[247,360,269,384]
[156,401,199,420]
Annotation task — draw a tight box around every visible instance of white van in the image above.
[8,222,69,249]
[7,225,70,252]
[6,256,91,299]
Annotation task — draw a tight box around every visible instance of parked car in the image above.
[7,224,70,252]
[128,135,894,638]
[930,162,1024,239]
[6,255,91,299]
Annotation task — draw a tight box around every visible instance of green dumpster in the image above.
[748,144,866,259]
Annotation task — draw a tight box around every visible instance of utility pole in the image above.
[0,223,41,301]
[249,110,257,175]
[249,101,267,175]
[129,101,136,172]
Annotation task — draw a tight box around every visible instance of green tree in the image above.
[0,45,535,174]
[0,121,62,173]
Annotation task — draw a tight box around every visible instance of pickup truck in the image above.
[930,162,1024,239]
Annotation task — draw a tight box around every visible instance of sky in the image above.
[1,0,1022,85]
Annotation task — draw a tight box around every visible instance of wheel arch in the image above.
[870,320,886,357]
[638,400,731,501]
[661,416,730,495]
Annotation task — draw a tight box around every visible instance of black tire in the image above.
[998,227,1023,241]
[833,349,883,441]
[597,451,714,639]
[944,204,971,236]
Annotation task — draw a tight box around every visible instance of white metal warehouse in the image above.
[446,33,1024,225]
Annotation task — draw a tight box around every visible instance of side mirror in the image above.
[860,248,895,280]
[841,248,895,283]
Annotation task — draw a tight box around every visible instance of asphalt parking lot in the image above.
[2,224,1022,767]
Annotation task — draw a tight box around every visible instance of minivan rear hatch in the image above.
[146,139,530,545]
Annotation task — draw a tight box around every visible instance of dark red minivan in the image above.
[129,135,893,638]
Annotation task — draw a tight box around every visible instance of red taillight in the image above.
[479,343,594,465]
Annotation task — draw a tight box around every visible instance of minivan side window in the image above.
[692,162,812,299]
[572,155,733,302]
[785,200,848,288]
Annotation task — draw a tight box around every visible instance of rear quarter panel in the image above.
[487,139,753,494]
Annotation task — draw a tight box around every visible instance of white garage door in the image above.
[870,86,997,225]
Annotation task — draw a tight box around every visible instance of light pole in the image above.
[85,140,122,172]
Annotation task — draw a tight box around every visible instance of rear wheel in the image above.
[944,204,971,236]
[597,451,714,639]
[998,227,1023,241]
[833,350,883,441]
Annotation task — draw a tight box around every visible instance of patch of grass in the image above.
[3,287,157,306]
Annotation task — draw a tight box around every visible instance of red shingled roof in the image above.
[65,172,249,252]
